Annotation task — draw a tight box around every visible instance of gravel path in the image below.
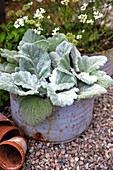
[0,84,113,170]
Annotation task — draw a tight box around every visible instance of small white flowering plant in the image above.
[0,0,113,54]
[0,29,113,125]
[0,1,45,50]
[35,0,113,53]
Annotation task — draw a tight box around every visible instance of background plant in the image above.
[36,0,113,53]
[0,1,39,50]
[0,0,113,53]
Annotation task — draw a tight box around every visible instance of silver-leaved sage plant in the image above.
[0,29,113,126]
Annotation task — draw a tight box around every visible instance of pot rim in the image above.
[0,139,25,170]
[0,125,24,142]
[0,113,15,126]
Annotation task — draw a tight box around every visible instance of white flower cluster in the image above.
[78,14,87,23]
[52,27,60,35]
[32,27,43,35]
[14,16,28,28]
[23,16,28,21]
[27,2,33,5]
[61,0,69,6]
[81,3,88,11]
[76,35,82,39]
[104,3,112,11]
[93,11,103,20]
[33,8,46,19]
[86,19,94,25]
[93,6,96,11]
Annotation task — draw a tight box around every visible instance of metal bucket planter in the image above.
[10,94,94,143]
[88,48,113,76]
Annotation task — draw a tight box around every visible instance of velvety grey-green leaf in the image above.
[34,40,49,52]
[12,71,40,91]
[91,70,113,88]
[17,43,51,79]
[0,72,39,96]
[0,73,19,93]
[70,46,81,72]
[36,52,51,79]
[56,41,72,75]
[47,86,79,107]
[75,72,98,85]
[49,52,60,68]
[78,84,107,100]
[78,55,107,73]
[15,56,35,74]
[56,41,72,57]
[18,29,46,50]
[49,69,77,91]
[58,54,71,75]
[5,63,18,73]
[48,33,67,52]
[0,73,41,96]
[0,63,7,72]
[18,95,53,126]
[1,49,18,64]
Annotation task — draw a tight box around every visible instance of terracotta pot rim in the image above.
[0,113,15,126]
[0,138,26,170]
[10,136,27,146]
[0,120,15,126]
[0,125,24,142]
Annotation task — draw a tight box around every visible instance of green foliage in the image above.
[0,1,34,50]
[36,0,113,53]
[65,33,78,46]
[1,0,113,53]
[16,10,24,17]
[22,4,31,11]
[7,10,14,17]
[0,22,28,50]
[0,91,9,107]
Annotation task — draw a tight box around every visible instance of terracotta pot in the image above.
[0,112,15,126]
[0,136,27,170]
[0,125,24,142]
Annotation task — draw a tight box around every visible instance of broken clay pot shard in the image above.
[0,112,15,126]
[0,136,27,170]
[0,125,24,142]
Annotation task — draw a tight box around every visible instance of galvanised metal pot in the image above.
[100,48,113,76]
[10,93,94,144]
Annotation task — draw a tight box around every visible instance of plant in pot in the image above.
[0,29,113,143]
[1,0,113,75]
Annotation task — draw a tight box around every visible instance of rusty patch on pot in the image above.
[47,127,51,134]
[32,132,50,142]
[72,124,75,131]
